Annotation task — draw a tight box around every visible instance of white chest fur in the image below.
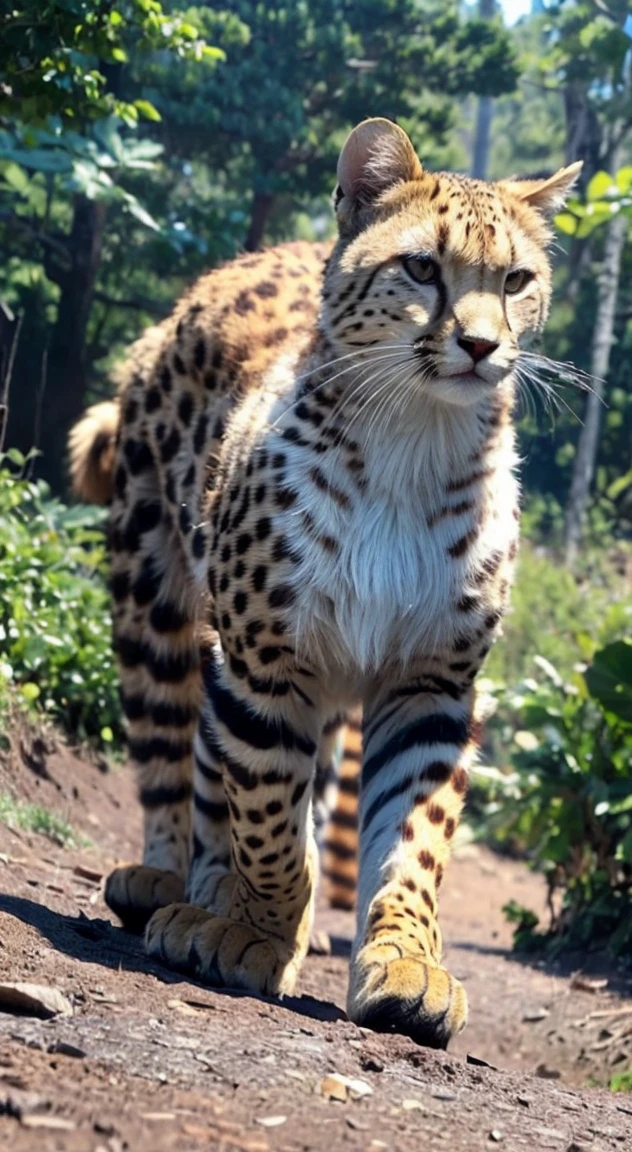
[273,412,519,681]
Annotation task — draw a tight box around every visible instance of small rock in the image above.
[522,1009,549,1023]
[0,982,72,1019]
[319,1073,373,1102]
[73,864,103,884]
[21,1116,76,1131]
[489,1131,503,1143]
[430,1087,458,1101]
[140,1113,176,1122]
[570,975,608,994]
[535,1064,561,1080]
[360,1054,384,1073]
[257,1116,287,1128]
[47,1040,86,1059]
[402,1099,425,1112]
[346,1116,369,1131]
[467,1053,497,1070]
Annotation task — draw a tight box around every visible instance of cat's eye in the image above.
[402,255,437,286]
[505,269,533,295]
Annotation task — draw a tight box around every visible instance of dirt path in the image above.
[0,719,631,1151]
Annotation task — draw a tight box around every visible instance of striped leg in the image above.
[145,650,323,997]
[313,713,346,847]
[321,709,361,910]
[186,670,232,911]
[347,677,476,1049]
[104,452,200,931]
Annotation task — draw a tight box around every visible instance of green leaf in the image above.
[584,641,632,723]
[615,167,632,194]
[134,99,162,122]
[555,211,579,236]
[607,470,632,500]
[0,148,72,174]
[20,682,40,701]
[586,170,616,201]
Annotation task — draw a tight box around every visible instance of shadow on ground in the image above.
[0,893,346,1024]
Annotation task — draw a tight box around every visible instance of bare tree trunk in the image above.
[39,195,107,492]
[244,189,273,252]
[563,210,628,565]
[471,0,497,179]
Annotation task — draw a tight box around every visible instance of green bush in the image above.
[482,640,632,955]
[0,451,122,748]
[486,542,630,686]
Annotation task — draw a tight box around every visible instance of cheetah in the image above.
[69,118,579,1049]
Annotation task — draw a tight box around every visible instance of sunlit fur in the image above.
[67,119,580,1050]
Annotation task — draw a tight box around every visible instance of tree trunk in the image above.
[471,96,494,180]
[38,195,107,492]
[563,210,628,565]
[471,0,497,179]
[244,190,273,252]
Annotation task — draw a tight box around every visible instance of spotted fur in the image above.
[69,119,579,1049]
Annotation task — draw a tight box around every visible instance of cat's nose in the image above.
[457,336,500,363]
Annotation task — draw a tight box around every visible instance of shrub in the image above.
[482,640,632,955]
[486,542,630,685]
[0,451,122,748]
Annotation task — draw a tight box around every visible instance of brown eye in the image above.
[402,255,437,286]
[505,269,533,295]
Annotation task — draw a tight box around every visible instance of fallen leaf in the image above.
[0,982,72,1019]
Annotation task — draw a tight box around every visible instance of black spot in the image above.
[268,585,295,609]
[145,387,161,413]
[178,393,194,427]
[193,413,208,455]
[111,572,130,602]
[194,338,206,370]
[252,566,267,593]
[236,533,252,555]
[160,427,181,464]
[192,527,206,560]
[150,599,188,633]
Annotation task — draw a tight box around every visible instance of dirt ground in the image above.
[1,717,631,1152]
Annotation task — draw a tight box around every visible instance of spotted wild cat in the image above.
[69,118,579,1048]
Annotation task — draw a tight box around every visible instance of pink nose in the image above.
[457,336,499,363]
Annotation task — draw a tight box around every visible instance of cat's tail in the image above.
[68,399,120,505]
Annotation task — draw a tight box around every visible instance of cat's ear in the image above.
[334,118,422,230]
[501,161,583,219]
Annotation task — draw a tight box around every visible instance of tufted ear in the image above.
[501,161,583,220]
[335,118,422,228]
